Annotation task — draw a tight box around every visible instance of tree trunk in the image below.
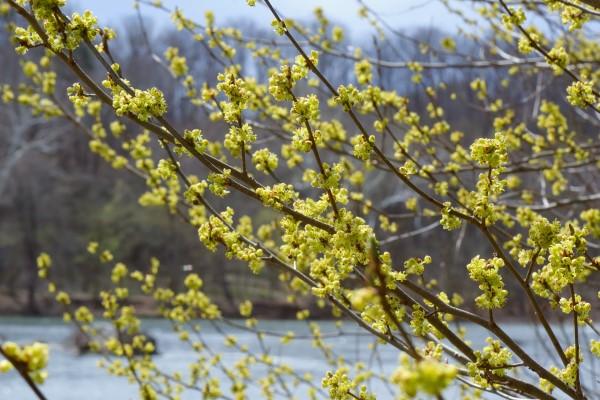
[16,182,40,315]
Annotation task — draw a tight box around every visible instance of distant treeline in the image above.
[0,12,594,318]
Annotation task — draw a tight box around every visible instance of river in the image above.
[0,317,596,399]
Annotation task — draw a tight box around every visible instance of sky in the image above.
[71,0,473,37]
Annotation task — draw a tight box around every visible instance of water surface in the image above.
[0,317,595,399]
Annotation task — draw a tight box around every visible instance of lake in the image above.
[0,317,596,399]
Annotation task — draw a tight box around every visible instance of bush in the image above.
[1,0,600,399]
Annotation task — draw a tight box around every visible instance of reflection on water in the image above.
[0,317,596,399]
